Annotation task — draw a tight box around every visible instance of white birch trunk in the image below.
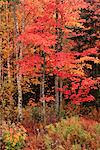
[12,4,23,122]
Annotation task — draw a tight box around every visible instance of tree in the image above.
[18,0,87,121]
[68,0,100,106]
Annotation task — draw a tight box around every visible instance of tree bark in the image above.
[60,78,63,113]
[55,76,59,116]
[0,38,2,91]
[55,0,63,117]
[55,0,60,117]
[41,51,46,125]
[7,56,11,84]
[0,6,3,149]
[12,3,23,122]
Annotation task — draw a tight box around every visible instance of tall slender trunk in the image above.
[6,5,13,101]
[59,15,63,115]
[55,0,60,117]
[0,38,2,92]
[7,55,14,102]
[12,3,23,122]
[55,76,59,115]
[7,56,11,84]
[0,49,2,134]
[60,78,63,113]
[55,0,64,117]
[41,51,46,124]
[0,6,3,148]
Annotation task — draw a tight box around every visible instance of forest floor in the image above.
[22,107,100,150]
[2,106,100,150]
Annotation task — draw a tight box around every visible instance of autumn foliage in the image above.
[1,0,100,149]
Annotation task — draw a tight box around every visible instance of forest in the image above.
[0,0,100,149]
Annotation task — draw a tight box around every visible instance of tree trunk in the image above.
[55,76,59,116]
[41,51,46,125]
[55,0,63,117]
[0,38,2,91]
[0,6,3,149]
[7,55,14,102]
[0,40,3,150]
[12,4,23,122]
[60,78,63,113]
[55,0,60,117]
[7,56,11,84]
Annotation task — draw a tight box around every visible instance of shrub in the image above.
[43,116,100,150]
[2,121,27,150]
[31,106,44,123]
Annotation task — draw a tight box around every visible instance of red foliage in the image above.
[17,0,98,105]
[17,54,43,75]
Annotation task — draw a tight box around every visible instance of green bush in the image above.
[43,116,100,150]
